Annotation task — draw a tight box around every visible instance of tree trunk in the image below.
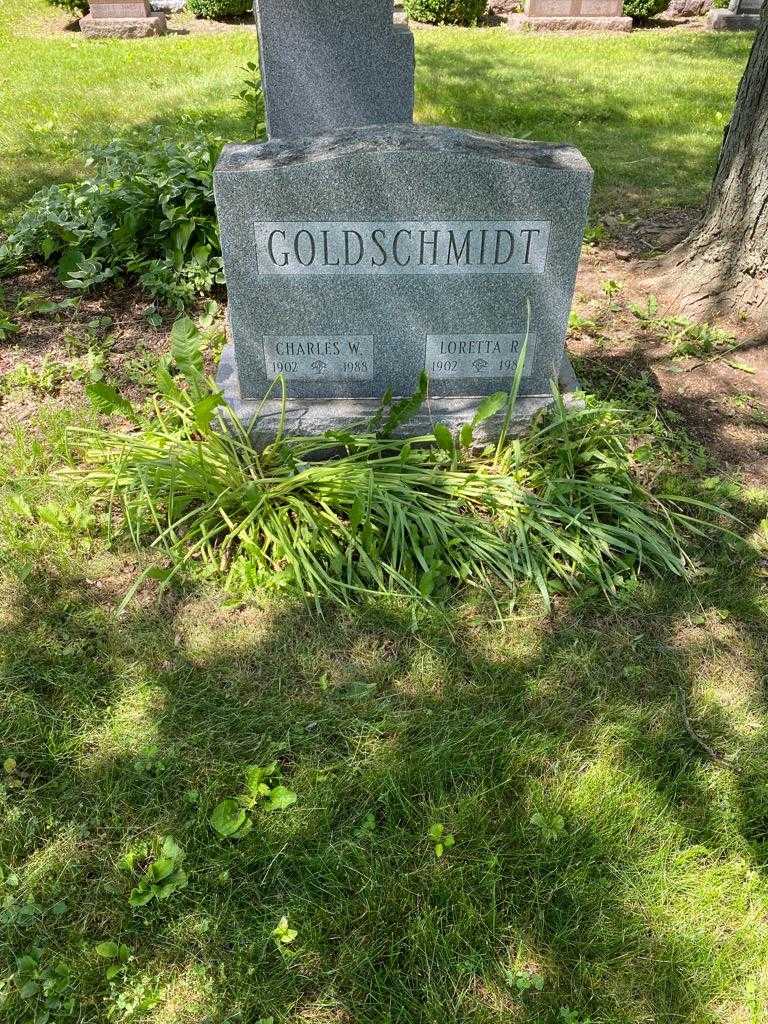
[675,5,768,320]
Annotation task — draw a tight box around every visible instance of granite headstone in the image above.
[708,0,762,28]
[508,0,632,30]
[90,0,152,16]
[80,0,167,35]
[666,0,712,15]
[215,0,593,438]
[256,0,414,139]
[215,126,591,436]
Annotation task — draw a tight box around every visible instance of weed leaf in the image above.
[210,798,247,837]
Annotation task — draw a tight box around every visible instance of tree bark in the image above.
[674,4,768,321]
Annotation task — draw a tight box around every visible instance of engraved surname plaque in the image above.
[254,220,551,276]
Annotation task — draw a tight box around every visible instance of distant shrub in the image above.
[403,0,487,25]
[622,0,667,18]
[47,0,89,15]
[187,0,251,18]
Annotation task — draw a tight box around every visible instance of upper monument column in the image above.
[255,0,415,140]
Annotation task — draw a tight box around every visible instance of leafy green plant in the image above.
[530,810,565,842]
[622,0,667,18]
[600,279,622,298]
[124,837,188,908]
[62,316,725,611]
[1,357,68,396]
[0,306,18,340]
[271,915,298,945]
[1,891,40,928]
[1,349,104,398]
[559,1009,593,1024]
[187,0,251,18]
[107,974,161,1020]
[630,297,738,361]
[583,222,608,246]
[13,948,74,1021]
[210,798,250,839]
[504,967,544,993]
[428,822,455,858]
[16,293,78,317]
[403,0,487,24]
[45,0,88,14]
[0,129,225,308]
[198,299,221,329]
[34,499,96,539]
[238,62,266,140]
[629,294,659,325]
[64,316,114,356]
[210,761,297,839]
[94,940,131,981]
[568,310,599,337]
[664,318,734,359]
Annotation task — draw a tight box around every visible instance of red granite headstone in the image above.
[508,0,632,29]
[80,0,167,36]
[89,0,151,16]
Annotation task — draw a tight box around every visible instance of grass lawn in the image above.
[0,3,754,217]
[2,6,768,1024]
[2,377,768,1024]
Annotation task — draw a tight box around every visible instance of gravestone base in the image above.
[707,7,759,27]
[79,11,167,34]
[217,341,580,442]
[508,12,633,27]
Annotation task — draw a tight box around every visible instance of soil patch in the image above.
[572,209,768,485]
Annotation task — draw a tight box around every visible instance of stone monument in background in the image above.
[508,0,632,31]
[214,0,593,438]
[256,0,414,138]
[80,0,167,36]
[708,0,761,29]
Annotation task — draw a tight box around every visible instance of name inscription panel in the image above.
[263,334,537,384]
[263,335,374,381]
[426,334,535,380]
[254,221,551,276]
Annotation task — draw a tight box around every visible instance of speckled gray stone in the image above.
[708,0,761,27]
[255,0,414,139]
[214,123,592,419]
[216,340,582,441]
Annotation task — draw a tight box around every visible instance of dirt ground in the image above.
[2,213,767,484]
[571,210,768,485]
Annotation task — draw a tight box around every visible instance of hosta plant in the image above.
[0,129,225,308]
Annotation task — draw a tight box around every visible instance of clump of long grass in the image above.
[66,320,718,609]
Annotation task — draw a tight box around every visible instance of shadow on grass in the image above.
[574,315,768,482]
[0,29,752,218]
[413,32,749,212]
[1,520,767,1022]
